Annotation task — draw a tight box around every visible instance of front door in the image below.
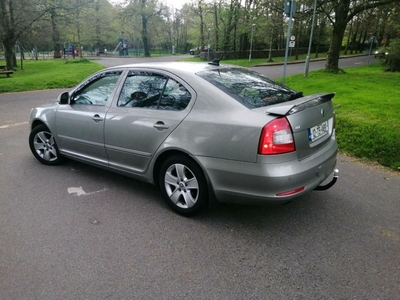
[56,70,123,165]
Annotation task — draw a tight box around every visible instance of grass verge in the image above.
[0,58,103,93]
[285,63,400,171]
[0,58,398,171]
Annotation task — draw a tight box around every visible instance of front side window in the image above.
[196,68,300,108]
[72,71,122,106]
[118,71,191,110]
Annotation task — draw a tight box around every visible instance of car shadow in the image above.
[58,158,333,228]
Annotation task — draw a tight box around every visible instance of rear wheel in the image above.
[29,124,64,165]
[159,155,208,216]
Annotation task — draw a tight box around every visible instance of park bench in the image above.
[0,65,13,77]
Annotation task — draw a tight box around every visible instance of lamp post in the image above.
[249,23,255,62]
[207,27,210,61]
[304,0,317,78]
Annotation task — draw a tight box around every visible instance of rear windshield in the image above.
[196,67,300,108]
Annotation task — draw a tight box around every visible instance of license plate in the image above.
[308,121,329,142]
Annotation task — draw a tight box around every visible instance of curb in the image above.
[251,54,368,67]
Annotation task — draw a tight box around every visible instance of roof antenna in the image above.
[208,47,229,66]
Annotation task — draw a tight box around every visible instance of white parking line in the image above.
[0,122,29,129]
[68,186,109,197]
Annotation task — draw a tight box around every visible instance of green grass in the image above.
[0,57,398,171]
[0,58,103,93]
[285,63,400,171]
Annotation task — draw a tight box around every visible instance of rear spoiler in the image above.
[265,93,335,116]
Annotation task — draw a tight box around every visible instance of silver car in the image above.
[29,62,339,216]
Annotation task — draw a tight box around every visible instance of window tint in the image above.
[118,71,191,110]
[72,71,122,106]
[196,68,298,108]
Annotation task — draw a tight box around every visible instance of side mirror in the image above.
[58,92,70,105]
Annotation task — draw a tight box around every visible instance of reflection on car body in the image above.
[29,62,339,216]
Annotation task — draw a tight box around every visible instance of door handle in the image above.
[92,114,104,123]
[153,121,169,130]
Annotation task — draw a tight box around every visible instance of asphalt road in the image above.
[0,56,399,299]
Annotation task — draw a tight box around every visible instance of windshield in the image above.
[196,67,299,108]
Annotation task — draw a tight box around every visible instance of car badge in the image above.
[321,108,325,117]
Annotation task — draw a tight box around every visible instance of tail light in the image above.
[258,117,295,155]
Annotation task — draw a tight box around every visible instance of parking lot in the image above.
[0,56,399,299]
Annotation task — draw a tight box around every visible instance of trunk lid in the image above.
[257,93,336,160]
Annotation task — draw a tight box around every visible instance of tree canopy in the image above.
[1,0,399,72]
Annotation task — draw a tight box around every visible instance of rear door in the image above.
[104,69,194,174]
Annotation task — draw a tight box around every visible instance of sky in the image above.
[108,0,191,10]
[164,0,190,9]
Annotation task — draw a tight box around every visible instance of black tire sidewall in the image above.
[159,155,208,216]
[29,124,64,165]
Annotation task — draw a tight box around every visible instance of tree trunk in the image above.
[223,0,236,50]
[294,20,302,60]
[1,0,16,70]
[344,20,353,55]
[50,8,61,59]
[350,21,360,55]
[76,0,82,58]
[142,14,150,57]
[213,3,219,51]
[3,42,15,70]
[325,20,347,72]
[325,0,350,72]
[198,0,204,51]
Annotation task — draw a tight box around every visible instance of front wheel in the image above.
[29,124,64,165]
[159,155,208,216]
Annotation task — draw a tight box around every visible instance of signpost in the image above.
[289,35,295,48]
[368,36,375,65]
[282,0,296,85]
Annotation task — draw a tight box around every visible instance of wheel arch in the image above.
[31,119,48,131]
[152,149,218,206]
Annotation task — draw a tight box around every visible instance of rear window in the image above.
[196,67,300,108]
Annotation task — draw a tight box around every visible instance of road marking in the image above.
[0,121,29,129]
[380,230,400,241]
[68,186,108,197]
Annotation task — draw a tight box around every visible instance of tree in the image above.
[1,0,61,68]
[322,0,392,72]
[119,0,164,57]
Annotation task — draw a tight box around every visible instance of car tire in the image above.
[29,124,65,165]
[190,51,194,55]
[159,155,208,216]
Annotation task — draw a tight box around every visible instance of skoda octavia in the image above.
[29,62,339,216]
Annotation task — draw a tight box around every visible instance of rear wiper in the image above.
[288,91,303,100]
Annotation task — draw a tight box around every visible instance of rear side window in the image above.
[118,70,191,110]
[196,68,299,108]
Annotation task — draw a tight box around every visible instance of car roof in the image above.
[105,61,242,75]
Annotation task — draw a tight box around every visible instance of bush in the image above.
[382,39,400,72]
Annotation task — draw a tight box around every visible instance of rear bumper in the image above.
[195,141,338,205]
